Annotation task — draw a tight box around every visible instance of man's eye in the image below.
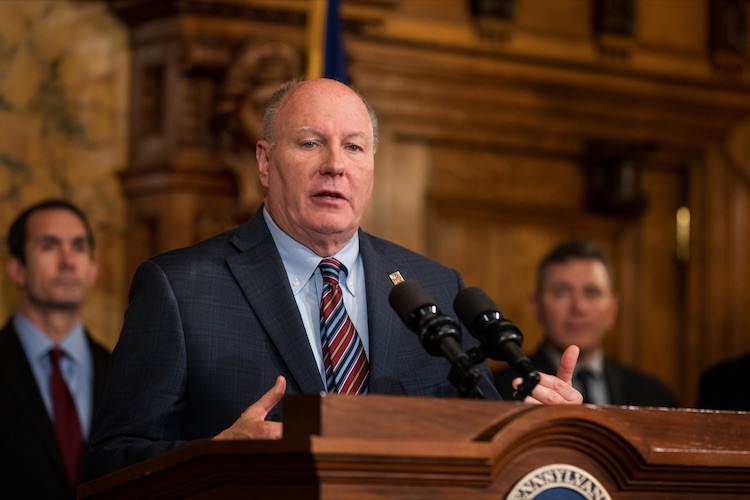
[346,144,363,152]
[302,142,316,149]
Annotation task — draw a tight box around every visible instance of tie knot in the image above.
[320,258,344,283]
[49,347,65,366]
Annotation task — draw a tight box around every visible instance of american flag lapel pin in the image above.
[389,271,404,285]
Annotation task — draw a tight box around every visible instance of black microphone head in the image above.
[455,286,527,363]
[453,287,502,331]
[388,280,438,331]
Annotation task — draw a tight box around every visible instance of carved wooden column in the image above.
[107,0,306,279]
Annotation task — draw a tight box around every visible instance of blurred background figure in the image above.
[493,240,676,407]
[0,200,110,499]
[697,352,750,411]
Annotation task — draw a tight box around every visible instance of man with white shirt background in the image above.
[493,240,676,407]
[0,199,110,499]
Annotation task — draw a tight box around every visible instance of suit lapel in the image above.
[225,211,324,393]
[603,360,626,405]
[0,322,67,478]
[86,332,110,411]
[359,232,407,389]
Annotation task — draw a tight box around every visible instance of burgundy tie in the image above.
[49,348,84,486]
[319,258,369,394]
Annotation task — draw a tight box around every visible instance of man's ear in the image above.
[256,139,270,189]
[6,257,26,288]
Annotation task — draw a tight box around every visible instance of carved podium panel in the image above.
[79,394,750,499]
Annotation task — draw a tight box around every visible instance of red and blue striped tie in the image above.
[319,258,369,394]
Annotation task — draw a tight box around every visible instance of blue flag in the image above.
[307,0,348,83]
[323,0,348,83]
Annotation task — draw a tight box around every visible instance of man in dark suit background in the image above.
[697,352,750,411]
[0,199,110,499]
[87,78,583,479]
[494,240,676,407]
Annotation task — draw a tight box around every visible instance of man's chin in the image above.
[310,217,358,238]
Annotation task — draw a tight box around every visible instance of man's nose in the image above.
[320,147,345,175]
[569,293,586,311]
[58,245,77,269]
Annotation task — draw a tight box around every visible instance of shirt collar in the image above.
[13,312,87,363]
[262,207,360,296]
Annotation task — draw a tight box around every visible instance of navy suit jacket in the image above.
[87,208,499,478]
[493,347,676,407]
[0,320,110,499]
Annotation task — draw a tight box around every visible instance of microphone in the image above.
[388,280,484,398]
[453,287,540,400]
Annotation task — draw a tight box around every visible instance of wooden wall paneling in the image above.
[696,143,750,391]
[109,0,310,280]
[632,164,689,397]
[683,155,705,407]
[739,120,750,370]
[729,183,748,353]
[720,118,750,368]
[702,149,736,370]
[362,130,431,257]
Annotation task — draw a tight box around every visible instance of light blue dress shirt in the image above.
[14,313,95,439]
[263,208,370,386]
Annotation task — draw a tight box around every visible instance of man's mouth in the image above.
[316,191,345,200]
[53,277,82,287]
[565,323,590,333]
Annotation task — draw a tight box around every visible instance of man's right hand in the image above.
[212,375,286,440]
[514,345,583,405]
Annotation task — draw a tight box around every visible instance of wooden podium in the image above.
[78,394,750,499]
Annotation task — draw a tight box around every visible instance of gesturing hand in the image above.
[212,375,286,440]
[514,345,583,405]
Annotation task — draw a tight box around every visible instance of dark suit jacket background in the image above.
[0,321,110,500]
[87,207,499,478]
[493,347,677,407]
[697,353,750,411]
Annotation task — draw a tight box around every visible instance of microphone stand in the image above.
[447,359,485,399]
[453,287,540,401]
[465,325,541,401]
[487,321,541,400]
[419,314,485,399]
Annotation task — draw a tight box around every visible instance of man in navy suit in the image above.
[0,200,110,499]
[87,79,582,478]
[493,241,676,407]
